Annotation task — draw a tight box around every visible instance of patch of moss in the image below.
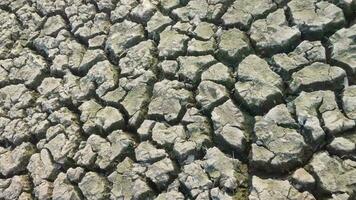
[233,188,249,200]
[233,163,249,200]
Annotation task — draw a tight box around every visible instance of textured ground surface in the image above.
[0,0,355,199]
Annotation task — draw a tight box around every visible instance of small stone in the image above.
[66,167,85,183]
[105,20,144,59]
[202,147,246,191]
[119,40,158,77]
[251,115,309,173]
[135,141,167,163]
[181,108,213,149]
[88,35,107,48]
[172,0,224,22]
[187,38,215,55]
[159,0,180,11]
[173,140,197,164]
[44,126,81,165]
[95,107,124,131]
[291,168,316,191]
[137,120,156,141]
[193,22,215,40]
[288,0,346,39]
[100,87,126,105]
[315,91,355,134]
[330,25,356,79]
[328,193,351,200]
[120,75,154,129]
[0,175,32,200]
[210,188,233,200]
[264,104,297,127]
[79,100,124,134]
[271,40,326,80]
[155,191,185,200]
[0,142,36,176]
[217,28,252,63]
[172,21,194,34]
[110,1,138,22]
[222,0,277,29]
[293,91,325,145]
[52,173,81,200]
[76,49,106,73]
[158,29,189,58]
[108,158,153,199]
[74,131,134,169]
[152,123,186,148]
[343,86,356,119]
[250,9,301,55]
[211,100,249,153]
[289,62,347,93]
[27,149,59,186]
[249,176,316,200]
[177,55,217,85]
[18,192,33,200]
[84,60,118,97]
[178,161,213,198]
[307,152,356,194]
[327,137,356,156]
[34,181,53,200]
[74,13,111,40]
[237,55,283,89]
[235,81,283,115]
[235,55,283,114]
[65,4,96,32]
[79,172,109,200]
[147,11,172,36]
[201,62,234,86]
[196,81,229,111]
[145,158,176,189]
[148,80,192,122]
[42,15,66,36]
[159,60,179,78]
[130,0,156,22]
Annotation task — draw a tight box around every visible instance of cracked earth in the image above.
[0,0,355,199]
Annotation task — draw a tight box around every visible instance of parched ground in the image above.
[0,0,355,199]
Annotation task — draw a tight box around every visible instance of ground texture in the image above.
[0,0,356,199]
